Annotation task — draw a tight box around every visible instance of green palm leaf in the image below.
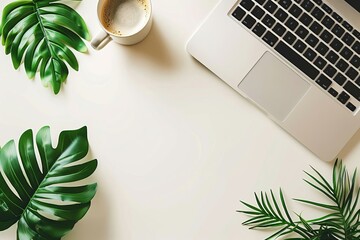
[295,160,360,239]
[0,126,97,240]
[240,160,360,240]
[239,190,313,239]
[0,0,91,94]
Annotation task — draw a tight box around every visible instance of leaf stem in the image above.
[33,1,57,68]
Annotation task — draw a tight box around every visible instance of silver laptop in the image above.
[187,0,360,161]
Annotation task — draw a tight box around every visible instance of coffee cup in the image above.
[91,0,152,49]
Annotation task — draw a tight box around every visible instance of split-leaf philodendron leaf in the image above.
[0,126,97,240]
[0,0,91,94]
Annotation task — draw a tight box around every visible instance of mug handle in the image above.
[91,29,111,50]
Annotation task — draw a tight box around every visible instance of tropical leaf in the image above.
[295,160,360,239]
[0,126,97,240]
[239,160,360,240]
[239,190,313,240]
[0,0,91,94]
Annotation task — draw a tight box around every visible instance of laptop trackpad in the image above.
[238,52,310,121]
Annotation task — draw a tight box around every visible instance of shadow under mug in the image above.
[91,0,153,50]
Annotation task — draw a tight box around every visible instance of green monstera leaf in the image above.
[0,126,97,240]
[0,0,91,94]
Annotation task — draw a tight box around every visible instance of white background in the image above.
[0,0,360,239]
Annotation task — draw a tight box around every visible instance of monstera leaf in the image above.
[0,0,91,94]
[0,126,97,240]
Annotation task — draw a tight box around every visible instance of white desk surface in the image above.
[0,0,360,239]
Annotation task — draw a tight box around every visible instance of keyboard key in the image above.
[316,74,332,90]
[311,7,325,21]
[356,76,360,86]
[331,12,342,23]
[350,55,360,68]
[336,59,349,72]
[284,31,296,45]
[344,81,360,101]
[278,0,292,9]
[275,41,320,80]
[328,88,338,97]
[304,48,317,61]
[301,0,314,12]
[332,24,345,38]
[330,38,343,52]
[274,8,288,22]
[240,0,255,11]
[252,6,265,19]
[232,7,246,21]
[273,23,287,37]
[294,39,307,53]
[342,33,355,46]
[321,3,332,14]
[346,67,358,81]
[314,0,322,5]
[314,56,327,69]
[295,25,309,39]
[310,21,323,34]
[252,22,266,37]
[326,50,339,64]
[353,41,359,54]
[255,0,266,5]
[315,42,329,55]
[242,14,256,29]
[334,73,347,85]
[262,14,276,28]
[354,30,360,40]
[340,46,353,60]
[299,12,313,26]
[262,31,278,46]
[264,0,277,13]
[285,17,299,31]
[289,4,303,18]
[338,91,350,104]
[324,65,337,78]
[321,16,335,29]
[346,102,356,112]
[342,21,353,32]
[320,29,333,43]
[306,34,319,47]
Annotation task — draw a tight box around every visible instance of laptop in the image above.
[187,0,360,161]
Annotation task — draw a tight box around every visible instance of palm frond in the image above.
[295,160,360,239]
[239,189,312,239]
[239,160,360,240]
[1,0,90,94]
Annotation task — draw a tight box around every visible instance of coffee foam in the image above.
[101,0,149,36]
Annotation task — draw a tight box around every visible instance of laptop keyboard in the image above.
[231,0,360,112]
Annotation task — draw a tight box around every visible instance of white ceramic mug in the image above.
[91,0,153,50]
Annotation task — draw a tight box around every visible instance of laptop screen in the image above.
[346,0,360,12]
